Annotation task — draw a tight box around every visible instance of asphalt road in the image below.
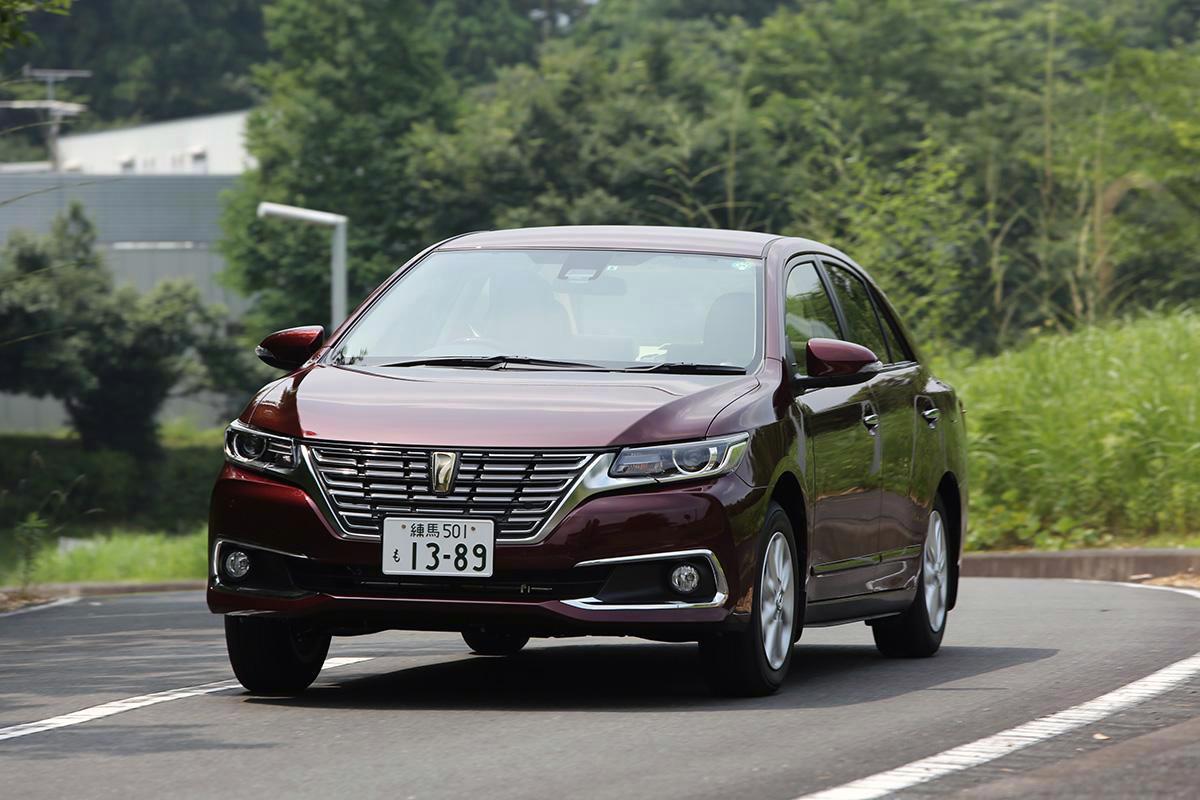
[2,578,1198,799]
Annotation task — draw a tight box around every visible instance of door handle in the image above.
[922,406,940,427]
[862,407,880,431]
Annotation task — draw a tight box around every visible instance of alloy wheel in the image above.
[923,510,949,633]
[759,531,796,670]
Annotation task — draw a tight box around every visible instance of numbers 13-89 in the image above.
[397,542,488,573]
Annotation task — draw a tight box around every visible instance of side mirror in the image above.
[794,338,881,389]
[256,325,325,371]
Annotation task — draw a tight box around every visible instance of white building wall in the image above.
[57,110,253,175]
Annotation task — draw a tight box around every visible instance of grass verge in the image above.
[948,309,1200,551]
[0,528,206,588]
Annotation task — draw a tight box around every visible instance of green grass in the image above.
[947,309,1200,551]
[0,528,207,587]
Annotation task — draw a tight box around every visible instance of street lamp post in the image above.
[256,202,348,331]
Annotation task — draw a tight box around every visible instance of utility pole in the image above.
[20,65,91,170]
[0,99,86,170]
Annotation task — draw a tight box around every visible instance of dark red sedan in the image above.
[210,226,967,696]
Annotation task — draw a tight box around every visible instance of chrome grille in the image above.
[305,442,595,540]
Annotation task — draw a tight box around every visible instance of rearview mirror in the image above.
[794,338,881,389]
[256,325,325,371]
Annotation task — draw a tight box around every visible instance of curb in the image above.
[962,548,1200,582]
[0,580,207,598]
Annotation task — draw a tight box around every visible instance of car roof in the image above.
[439,225,820,258]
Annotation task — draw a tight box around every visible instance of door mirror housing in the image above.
[256,325,325,371]
[793,338,881,390]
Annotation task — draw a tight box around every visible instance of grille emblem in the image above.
[431,451,457,495]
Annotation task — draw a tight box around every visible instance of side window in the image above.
[874,294,914,363]
[823,262,890,362]
[785,262,842,373]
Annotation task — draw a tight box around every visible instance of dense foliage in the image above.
[0,204,225,456]
[220,0,1200,354]
[952,309,1200,550]
[0,0,68,52]
[3,0,264,121]
[0,433,221,534]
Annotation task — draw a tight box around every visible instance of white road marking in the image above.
[796,582,1200,800]
[0,656,373,742]
[0,597,80,619]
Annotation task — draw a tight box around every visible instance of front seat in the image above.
[702,292,756,366]
[483,270,572,355]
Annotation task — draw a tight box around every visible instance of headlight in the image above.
[609,433,749,482]
[223,421,298,475]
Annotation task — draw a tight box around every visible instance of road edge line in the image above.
[0,597,80,619]
[792,581,1200,800]
[0,656,373,742]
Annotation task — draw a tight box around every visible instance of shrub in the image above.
[0,435,222,534]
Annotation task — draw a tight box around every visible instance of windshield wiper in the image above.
[621,362,746,375]
[377,355,609,371]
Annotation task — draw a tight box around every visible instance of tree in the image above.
[4,0,265,121]
[0,204,224,456]
[225,0,1200,353]
[220,0,457,333]
[0,0,68,53]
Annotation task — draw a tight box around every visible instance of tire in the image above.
[224,616,331,695]
[699,502,802,697]
[871,498,950,658]
[462,628,530,656]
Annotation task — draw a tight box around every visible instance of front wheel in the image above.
[699,502,801,696]
[224,616,331,695]
[871,500,950,658]
[462,628,529,656]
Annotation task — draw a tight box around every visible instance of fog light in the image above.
[223,550,250,579]
[669,564,701,595]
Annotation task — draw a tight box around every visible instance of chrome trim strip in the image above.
[510,453,614,545]
[812,544,923,575]
[812,554,880,574]
[297,445,384,541]
[562,548,729,611]
[210,537,310,578]
[880,544,922,562]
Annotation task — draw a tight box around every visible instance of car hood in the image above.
[242,364,760,448]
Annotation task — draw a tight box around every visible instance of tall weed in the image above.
[951,309,1200,549]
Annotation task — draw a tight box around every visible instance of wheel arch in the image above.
[769,470,808,579]
[936,471,963,610]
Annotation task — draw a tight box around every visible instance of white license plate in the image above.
[381,517,494,577]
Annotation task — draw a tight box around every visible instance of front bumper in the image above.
[207,464,767,637]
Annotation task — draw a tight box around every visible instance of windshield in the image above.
[329,249,763,370]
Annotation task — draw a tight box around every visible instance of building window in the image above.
[190,147,208,175]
